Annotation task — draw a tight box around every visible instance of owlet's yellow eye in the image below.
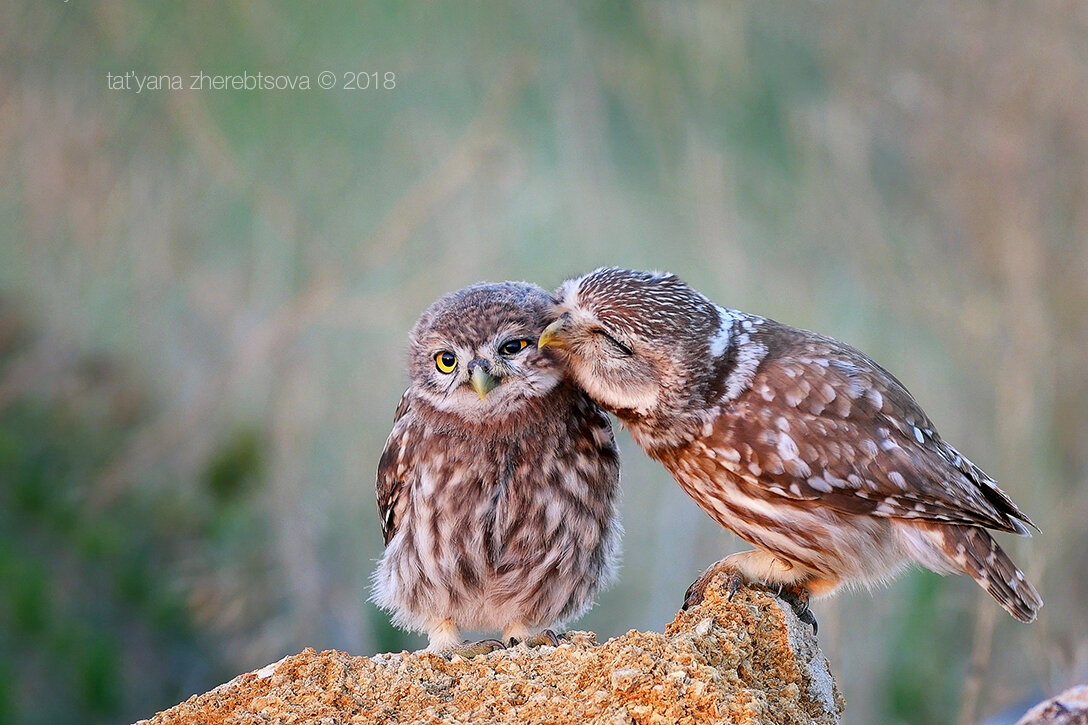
[499,339,529,355]
[434,351,457,373]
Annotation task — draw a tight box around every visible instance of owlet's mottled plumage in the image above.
[539,267,1042,624]
[371,282,621,653]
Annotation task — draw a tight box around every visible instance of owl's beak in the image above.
[537,317,570,351]
[469,366,500,400]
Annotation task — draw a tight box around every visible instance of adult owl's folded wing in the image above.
[712,326,1034,536]
[376,390,416,546]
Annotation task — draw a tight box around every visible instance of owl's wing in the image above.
[715,326,1033,534]
[376,390,415,546]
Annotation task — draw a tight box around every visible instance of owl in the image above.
[371,281,621,654]
[538,267,1042,625]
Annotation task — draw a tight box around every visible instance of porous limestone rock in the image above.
[1015,685,1088,725]
[137,573,844,724]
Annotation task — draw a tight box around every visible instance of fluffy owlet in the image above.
[539,267,1042,624]
[371,282,621,653]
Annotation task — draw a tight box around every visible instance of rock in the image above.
[136,573,844,724]
[1015,685,1088,725]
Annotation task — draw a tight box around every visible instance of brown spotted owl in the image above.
[539,267,1041,624]
[371,282,621,653]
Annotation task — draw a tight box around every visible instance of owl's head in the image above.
[408,281,563,421]
[539,267,723,420]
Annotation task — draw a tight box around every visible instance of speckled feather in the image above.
[701,319,1032,534]
[550,267,1042,622]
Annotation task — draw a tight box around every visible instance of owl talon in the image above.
[798,608,818,634]
[683,564,746,610]
[682,580,704,610]
[524,629,561,647]
[726,572,744,600]
[445,638,507,658]
[778,586,818,634]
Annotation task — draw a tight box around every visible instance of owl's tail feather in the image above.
[944,525,1042,623]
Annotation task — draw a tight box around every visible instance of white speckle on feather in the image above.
[709,308,733,358]
[777,433,800,460]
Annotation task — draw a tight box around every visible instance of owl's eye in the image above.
[434,351,457,373]
[593,329,633,356]
[499,339,530,356]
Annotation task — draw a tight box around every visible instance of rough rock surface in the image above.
[137,573,844,724]
[1016,685,1088,725]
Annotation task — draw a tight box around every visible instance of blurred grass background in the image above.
[1,1,1086,723]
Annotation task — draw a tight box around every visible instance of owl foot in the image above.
[777,584,818,634]
[682,559,819,634]
[444,638,507,659]
[682,563,745,610]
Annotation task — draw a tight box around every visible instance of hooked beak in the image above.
[537,316,570,351]
[469,366,500,400]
